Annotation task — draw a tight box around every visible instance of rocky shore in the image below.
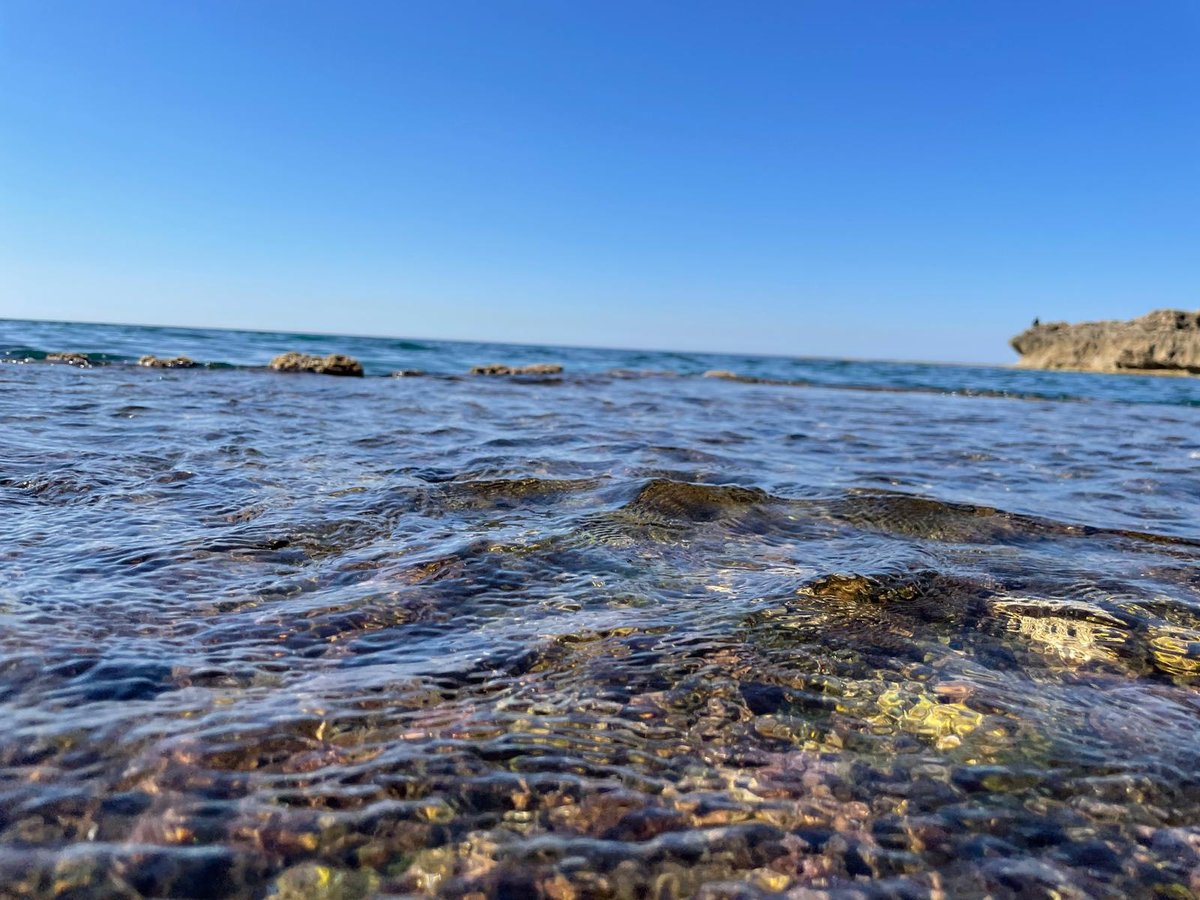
[1011,309,1200,375]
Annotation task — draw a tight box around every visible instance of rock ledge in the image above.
[1011,310,1200,375]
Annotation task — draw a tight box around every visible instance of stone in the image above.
[1011,309,1200,375]
[391,369,426,377]
[469,363,563,376]
[138,355,198,369]
[45,352,93,366]
[268,352,363,376]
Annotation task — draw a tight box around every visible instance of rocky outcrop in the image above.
[269,352,363,376]
[138,355,198,369]
[469,363,563,376]
[44,352,94,366]
[1011,310,1200,375]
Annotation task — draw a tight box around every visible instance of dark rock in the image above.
[100,791,154,816]
[739,681,789,715]
[844,843,875,878]
[1054,839,1122,873]
[391,369,425,377]
[67,660,174,702]
[1011,309,1200,375]
[790,827,834,850]
[268,352,363,376]
[980,856,1078,896]
[138,355,198,368]
[959,834,1022,860]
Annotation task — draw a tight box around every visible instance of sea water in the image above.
[2,318,1199,897]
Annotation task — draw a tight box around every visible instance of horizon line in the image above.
[0,314,1016,370]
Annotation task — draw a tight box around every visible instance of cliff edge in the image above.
[1011,309,1200,375]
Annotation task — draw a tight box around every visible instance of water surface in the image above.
[2,319,1200,898]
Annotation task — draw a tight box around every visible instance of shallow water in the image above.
[2,319,1200,898]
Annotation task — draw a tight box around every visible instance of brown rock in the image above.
[469,363,563,376]
[138,355,198,369]
[1011,310,1200,375]
[268,352,364,376]
[45,352,93,367]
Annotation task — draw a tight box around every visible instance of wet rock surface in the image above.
[44,351,96,366]
[138,355,199,369]
[269,352,364,376]
[2,347,1200,898]
[470,363,564,376]
[1012,309,1200,375]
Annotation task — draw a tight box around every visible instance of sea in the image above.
[2,317,1199,898]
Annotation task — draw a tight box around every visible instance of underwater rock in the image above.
[138,355,198,369]
[469,363,563,376]
[607,368,680,378]
[391,369,426,377]
[701,369,787,385]
[44,351,94,366]
[1011,309,1200,375]
[268,352,364,376]
[625,478,772,522]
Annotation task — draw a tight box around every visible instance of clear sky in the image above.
[2,1,1197,362]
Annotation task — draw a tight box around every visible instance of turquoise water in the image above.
[2,318,1200,898]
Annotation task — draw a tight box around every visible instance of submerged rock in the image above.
[625,478,772,522]
[44,351,94,366]
[1011,309,1200,375]
[138,355,198,369]
[607,368,679,378]
[701,369,787,385]
[269,352,363,376]
[469,362,563,376]
[391,369,425,377]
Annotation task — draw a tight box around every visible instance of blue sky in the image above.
[2,1,1197,362]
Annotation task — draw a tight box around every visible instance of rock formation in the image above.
[1011,310,1200,375]
[138,355,198,368]
[268,352,364,376]
[44,352,94,366]
[469,363,563,376]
